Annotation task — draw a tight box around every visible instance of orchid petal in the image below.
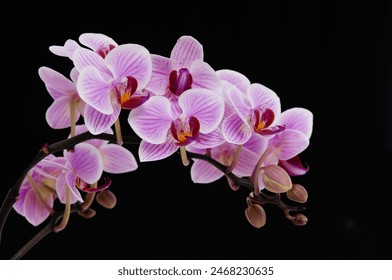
[191,159,224,184]
[247,83,281,118]
[13,181,31,215]
[38,67,76,97]
[23,189,53,226]
[100,144,138,173]
[273,129,309,160]
[191,129,225,149]
[49,39,81,58]
[105,44,152,89]
[216,69,250,93]
[170,36,203,68]
[46,96,80,129]
[222,113,252,145]
[56,172,83,204]
[190,61,221,92]
[79,33,117,51]
[70,67,79,84]
[72,48,109,77]
[224,84,251,123]
[139,138,178,162]
[233,147,260,177]
[77,66,113,114]
[65,143,103,184]
[84,104,120,135]
[145,55,171,95]
[280,108,313,139]
[243,134,269,157]
[128,96,173,144]
[179,88,224,133]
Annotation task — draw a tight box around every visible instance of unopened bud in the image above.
[245,203,267,228]
[96,190,117,209]
[78,208,96,219]
[286,184,308,203]
[262,165,292,193]
[292,213,308,226]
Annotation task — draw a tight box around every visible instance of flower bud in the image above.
[292,214,308,226]
[78,208,96,219]
[262,165,292,193]
[286,184,308,203]
[96,190,117,209]
[245,203,266,228]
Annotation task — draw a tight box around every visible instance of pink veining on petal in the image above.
[170,36,204,68]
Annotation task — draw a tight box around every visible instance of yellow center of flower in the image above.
[177,131,192,143]
[255,121,265,132]
[120,91,131,106]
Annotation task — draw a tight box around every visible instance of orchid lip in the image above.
[77,177,112,193]
[169,68,193,96]
[116,76,144,110]
[171,116,200,146]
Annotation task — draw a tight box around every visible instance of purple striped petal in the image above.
[70,67,79,83]
[139,138,178,162]
[243,133,269,156]
[13,181,30,215]
[100,144,138,173]
[77,66,113,114]
[79,33,117,51]
[224,84,251,123]
[49,39,81,58]
[170,36,204,68]
[23,189,53,226]
[216,69,250,93]
[65,143,103,184]
[190,129,225,149]
[191,159,224,184]
[190,61,221,92]
[179,89,224,133]
[84,104,120,135]
[56,172,83,204]
[128,96,173,144]
[105,44,152,89]
[233,146,260,177]
[72,48,109,77]
[247,83,281,118]
[273,129,309,160]
[38,67,76,98]
[145,55,171,95]
[46,96,80,129]
[222,113,252,145]
[280,108,313,139]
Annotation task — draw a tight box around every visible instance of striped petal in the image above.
[128,96,173,144]
[191,159,224,184]
[222,113,252,145]
[100,144,138,173]
[190,60,221,92]
[84,104,120,135]
[77,66,113,114]
[170,36,204,68]
[179,88,224,134]
[139,138,178,162]
[280,108,313,139]
[105,44,152,89]
[46,96,80,129]
[145,54,171,95]
[216,69,250,93]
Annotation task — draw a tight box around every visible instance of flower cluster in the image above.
[14,33,313,230]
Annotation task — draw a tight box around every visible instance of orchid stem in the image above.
[53,187,71,233]
[70,101,76,138]
[226,145,243,173]
[180,146,190,166]
[114,118,123,145]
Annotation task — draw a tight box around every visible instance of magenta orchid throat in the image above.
[0,33,313,259]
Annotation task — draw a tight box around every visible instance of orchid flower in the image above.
[222,81,284,145]
[49,33,118,60]
[74,125,138,174]
[145,35,221,99]
[128,88,224,165]
[38,67,85,136]
[72,43,152,142]
[13,155,64,226]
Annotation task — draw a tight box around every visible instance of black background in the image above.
[1,2,392,260]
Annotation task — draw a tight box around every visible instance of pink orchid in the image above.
[190,134,268,184]
[13,155,64,226]
[49,33,118,60]
[221,77,284,145]
[72,43,152,135]
[38,67,85,129]
[265,107,313,175]
[128,88,225,162]
[145,35,221,98]
[74,125,138,174]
